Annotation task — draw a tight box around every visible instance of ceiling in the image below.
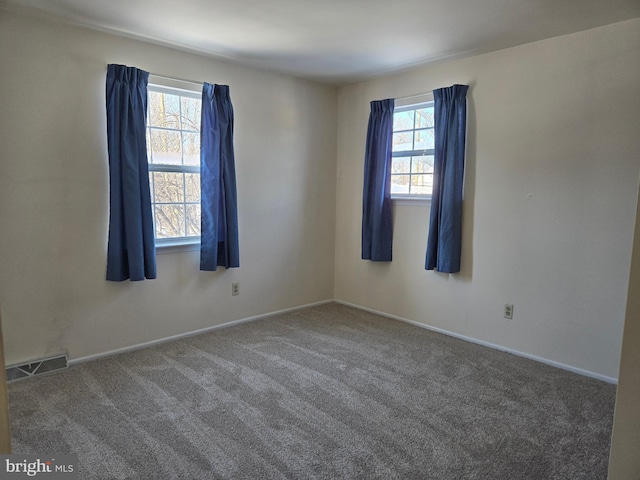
[2,0,639,85]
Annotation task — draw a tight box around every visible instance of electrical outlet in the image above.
[504,304,514,319]
[232,283,239,296]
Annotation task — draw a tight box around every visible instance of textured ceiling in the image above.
[2,0,639,84]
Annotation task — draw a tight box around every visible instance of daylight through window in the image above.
[391,102,435,197]
[146,85,202,243]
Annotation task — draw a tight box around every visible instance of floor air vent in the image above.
[6,353,68,382]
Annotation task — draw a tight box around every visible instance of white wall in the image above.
[0,11,337,364]
[334,19,640,380]
[1,9,638,382]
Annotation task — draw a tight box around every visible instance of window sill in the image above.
[156,239,200,255]
[391,195,431,206]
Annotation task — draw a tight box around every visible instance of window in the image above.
[391,101,435,198]
[146,85,202,245]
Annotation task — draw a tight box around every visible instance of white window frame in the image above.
[391,94,434,204]
[146,82,202,252]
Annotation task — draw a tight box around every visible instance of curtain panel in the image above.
[361,99,395,262]
[105,64,156,281]
[200,83,240,271]
[425,84,469,273]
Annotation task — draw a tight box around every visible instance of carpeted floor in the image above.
[8,303,616,479]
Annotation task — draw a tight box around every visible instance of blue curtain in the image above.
[200,83,240,271]
[105,64,156,281]
[425,84,469,273]
[362,99,395,261]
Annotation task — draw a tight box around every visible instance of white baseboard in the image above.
[69,297,618,385]
[69,299,334,366]
[334,299,618,385]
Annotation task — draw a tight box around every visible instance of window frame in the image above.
[146,82,202,250]
[390,97,435,203]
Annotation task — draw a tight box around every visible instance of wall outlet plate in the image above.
[504,304,514,319]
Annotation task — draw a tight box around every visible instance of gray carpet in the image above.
[8,303,616,479]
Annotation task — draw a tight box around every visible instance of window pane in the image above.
[153,172,184,203]
[185,173,200,202]
[411,174,433,195]
[182,132,200,166]
[412,155,434,174]
[181,97,201,132]
[150,129,182,165]
[393,110,414,131]
[414,129,435,150]
[391,157,410,174]
[390,174,410,194]
[415,107,434,128]
[148,91,180,129]
[155,204,185,238]
[146,129,152,161]
[392,132,413,152]
[186,205,201,236]
[148,172,154,202]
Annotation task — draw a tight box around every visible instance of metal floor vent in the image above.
[6,353,68,382]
